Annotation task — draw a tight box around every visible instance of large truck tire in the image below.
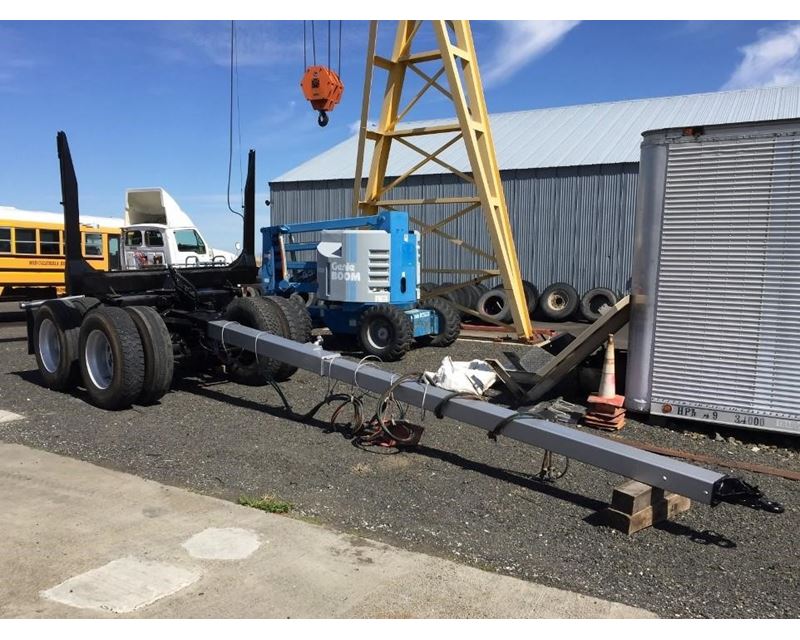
[272,296,312,344]
[223,296,286,385]
[579,287,618,322]
[417,296,461,347]
[539,282,579,321]
[265,296,312,381]
[78,306,145,410]
[492,280,538,315]
[476,289,511,322]
[33,300,84,391]
[124,306,174,405]
[358,304,414,361]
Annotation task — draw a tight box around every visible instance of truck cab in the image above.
[121,188,236,270]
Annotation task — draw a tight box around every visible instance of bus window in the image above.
[15,228,37,254]
[125,230,142,247]
[145,230,164,247]
[0,228,10,253]
[84,232,103,256]
[175,229,206,254]
[108,235,121,270]
[40,229,61,255]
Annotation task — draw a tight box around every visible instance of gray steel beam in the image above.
[207,320,725,504]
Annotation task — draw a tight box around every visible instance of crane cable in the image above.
[226,20,243,219]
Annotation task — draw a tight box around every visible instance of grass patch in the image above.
[238,494,293,514]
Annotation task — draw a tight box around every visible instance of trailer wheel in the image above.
[265,296,312,381]
[358,304,414,361]
[33,300,83,390]
[539,283,579,321]
[79,306,145,410]
[273,296,312,344]
[124,306,174,404]
[223,296,284,385]
[476,289,511,322]
[417,296,461,347]
[579,287,618,322]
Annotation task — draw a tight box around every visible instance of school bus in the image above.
[0,206,123,300]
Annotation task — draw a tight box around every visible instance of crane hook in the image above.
[317,111,329,127]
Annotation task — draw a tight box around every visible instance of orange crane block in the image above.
[301,65,344,127]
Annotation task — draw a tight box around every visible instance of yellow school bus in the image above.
[0,206,123,300]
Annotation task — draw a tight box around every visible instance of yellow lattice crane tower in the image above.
[352,20,534,340]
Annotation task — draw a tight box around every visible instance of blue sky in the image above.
[1,20,799,252]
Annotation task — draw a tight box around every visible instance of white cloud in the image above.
[0,26,37,92]
[724,23,800,90]
[482,21,580,88]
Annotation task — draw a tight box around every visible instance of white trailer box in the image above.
[626,119,800,435]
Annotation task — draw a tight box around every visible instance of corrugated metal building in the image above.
[269,85,800,295]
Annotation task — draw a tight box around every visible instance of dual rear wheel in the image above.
[34,299,173,410]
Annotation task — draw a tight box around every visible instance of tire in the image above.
[289,291,315,308]
[417,296,460,347]
[33,300,83,390]
[358,304,414,361]
[78,306,145,410]
[580,287,618,322]
[493,280,538,315]
[267,296,312,381]
[476,289,511,322]
[124,306,174,405]
[521,280,539,314]
[223,296,285,385]
[539,282,579,321]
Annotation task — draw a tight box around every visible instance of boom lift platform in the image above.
[23,131,784,522]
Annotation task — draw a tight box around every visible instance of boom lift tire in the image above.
[33,300,85,391]
[78,306,145,410]
[579,287,617,322]
[476,289,511,322]
[223,296,285,385]
[124,305,174,405]
[539,282,579,321]
[358,304,414,361]
[417,296,461,347]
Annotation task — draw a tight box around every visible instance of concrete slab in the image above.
[0,443,656,619]
[41,557,200,614]
[0,410,24,425]
[182,528,261,561]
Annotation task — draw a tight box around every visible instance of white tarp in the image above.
[424,356,497,396]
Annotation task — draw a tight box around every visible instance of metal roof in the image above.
[273,85,800,183]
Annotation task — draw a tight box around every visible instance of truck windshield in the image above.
[174,229,206,254]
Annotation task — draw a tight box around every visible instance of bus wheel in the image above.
[79,306,145,410]
[33,300,83,390]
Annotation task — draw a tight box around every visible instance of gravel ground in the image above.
[1,321,798,618]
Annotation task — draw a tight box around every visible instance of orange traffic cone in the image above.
[583,334,626,431]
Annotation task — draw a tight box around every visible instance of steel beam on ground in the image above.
[207,320,726,504]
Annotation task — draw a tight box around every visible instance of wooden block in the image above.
[604,493,692,535]
[611,480,665,514]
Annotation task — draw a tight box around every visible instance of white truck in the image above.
[121,188,237,270]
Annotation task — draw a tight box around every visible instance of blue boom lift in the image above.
[260,211,460,360]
